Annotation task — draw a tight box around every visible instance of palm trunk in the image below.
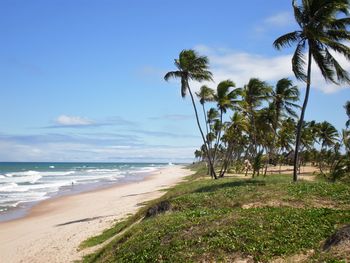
[202,103,212,176]
[319,143,325,175]
[202,104,210,138]
[293,49,312,182]
[213,109,223,167]
[219,142,234,177]
[187,86,217,179]
[264,147,269,177]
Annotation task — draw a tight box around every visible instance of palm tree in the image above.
[239,78,272,160]
[316,121,339,174]
[317,121,339,150]
[257,104,277,176]
[272,78,299,130]
[219,111,248,177]
[207,107,219,150]
[270,78,300,164]
[274,0,350,181]
[277,118,296,173]
[213,80,238,164]
[164,49,217,178]
[196,85,215,136]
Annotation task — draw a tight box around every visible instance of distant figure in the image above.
[244,159,252,176]
[71,181,74,187]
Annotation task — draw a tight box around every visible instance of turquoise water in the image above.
[0,162,167,215]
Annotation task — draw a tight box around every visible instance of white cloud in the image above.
[254,11,294,34]
[0,139,195,162]
[193,45,350,94]
[265,12,293,27]
[55,115,94,126]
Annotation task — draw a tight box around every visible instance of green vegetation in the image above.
[81,167,350,262]
[165,1,350,182]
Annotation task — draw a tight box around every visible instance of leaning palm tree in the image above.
[274,0,350,181]
[164,49,217,178]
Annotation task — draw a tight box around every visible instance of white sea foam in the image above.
[0,164,164,213]
[0,183,19,192]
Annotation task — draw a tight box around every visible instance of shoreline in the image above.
[0,165,192,263]
[0,168,155,223]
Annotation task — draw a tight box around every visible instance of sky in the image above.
[0,0,349,163]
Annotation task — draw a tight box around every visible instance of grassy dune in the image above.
[81,165,350,262]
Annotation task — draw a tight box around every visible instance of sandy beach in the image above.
[0,165,192,263]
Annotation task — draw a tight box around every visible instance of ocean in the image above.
[0,162,167,220]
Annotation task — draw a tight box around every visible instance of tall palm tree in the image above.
[270,78,300,163]
[164,49,217,178]
[196,85,215,136]
[213,80,238,163]
[274,0,350,181]
[239,78,272,158]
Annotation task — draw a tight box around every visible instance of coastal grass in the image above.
[79,219,132,249]
[81,166,350,262]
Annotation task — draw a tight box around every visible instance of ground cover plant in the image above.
[81,166,350,262]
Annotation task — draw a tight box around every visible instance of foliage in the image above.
[81,169,350,263]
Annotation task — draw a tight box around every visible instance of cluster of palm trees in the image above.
[165,0,350,181]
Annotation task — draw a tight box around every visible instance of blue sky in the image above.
[0,0,349,162]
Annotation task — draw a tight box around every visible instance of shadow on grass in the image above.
[194,179,266,193]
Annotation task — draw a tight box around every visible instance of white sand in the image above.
[0,165,192,263]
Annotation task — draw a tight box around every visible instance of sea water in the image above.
[0,162,166,219]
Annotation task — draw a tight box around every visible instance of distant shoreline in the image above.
[0,168,155,223]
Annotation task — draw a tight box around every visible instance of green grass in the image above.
[79,219,132,249]
[80,167,350,262]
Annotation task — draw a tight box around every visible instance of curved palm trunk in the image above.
[187,86,217,179]
[293,49,312,182]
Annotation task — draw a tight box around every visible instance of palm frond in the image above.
[285,106,299,118]
[292,0,306,26]
[292,41,307,81]
[325,48,350,83]
[311,42,336,83]
[324,39,350,60]
[273,31,302,50]
[164,71,182,81]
